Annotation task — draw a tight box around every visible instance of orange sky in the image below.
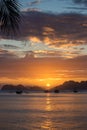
[0,55,86,88]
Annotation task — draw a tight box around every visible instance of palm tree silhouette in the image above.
[0,0,20,34]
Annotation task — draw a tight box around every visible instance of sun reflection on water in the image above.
[41,119,53,129]
[45,93,52,112]
[41,93,54,129]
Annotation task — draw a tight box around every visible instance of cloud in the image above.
[0,11,87,58]
[28,0,41,6]
[67,7,87,10]
[34,50,63,58]
[24,51,36,58]
[1,11,87,46]
[0,44,20,50]
[0,49,18,59]
[26,8,41,12]
[72,0,87,6]
[17,12,87,47]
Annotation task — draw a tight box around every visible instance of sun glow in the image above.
[46,83,51,87]
[46,83,51,89]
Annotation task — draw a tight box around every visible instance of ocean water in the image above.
[0,93,87,130]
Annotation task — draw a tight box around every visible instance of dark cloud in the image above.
[6,11,87,47]
[0,11,87,48]
[73,0,87,6]
[21,11,87,47]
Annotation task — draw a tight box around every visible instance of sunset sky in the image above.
[0,0,87,88]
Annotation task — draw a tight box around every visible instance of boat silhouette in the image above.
[54,89,60,93]
[73,89,78,93]
[16,90,23,94]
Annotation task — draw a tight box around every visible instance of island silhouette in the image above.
[1,80,87,93]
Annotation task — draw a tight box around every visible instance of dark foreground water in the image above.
[0,93,87,130]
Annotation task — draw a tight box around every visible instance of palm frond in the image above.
[0,0,20,34]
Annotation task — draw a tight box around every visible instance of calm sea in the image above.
[0,93,87,130]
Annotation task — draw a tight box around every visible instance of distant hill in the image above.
[1,84,28,92]
[1,84,44,93]
[51,80,87,92]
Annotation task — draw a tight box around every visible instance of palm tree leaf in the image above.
[0,0,20,34]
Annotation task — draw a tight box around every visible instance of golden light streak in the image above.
[45,93,52,111]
